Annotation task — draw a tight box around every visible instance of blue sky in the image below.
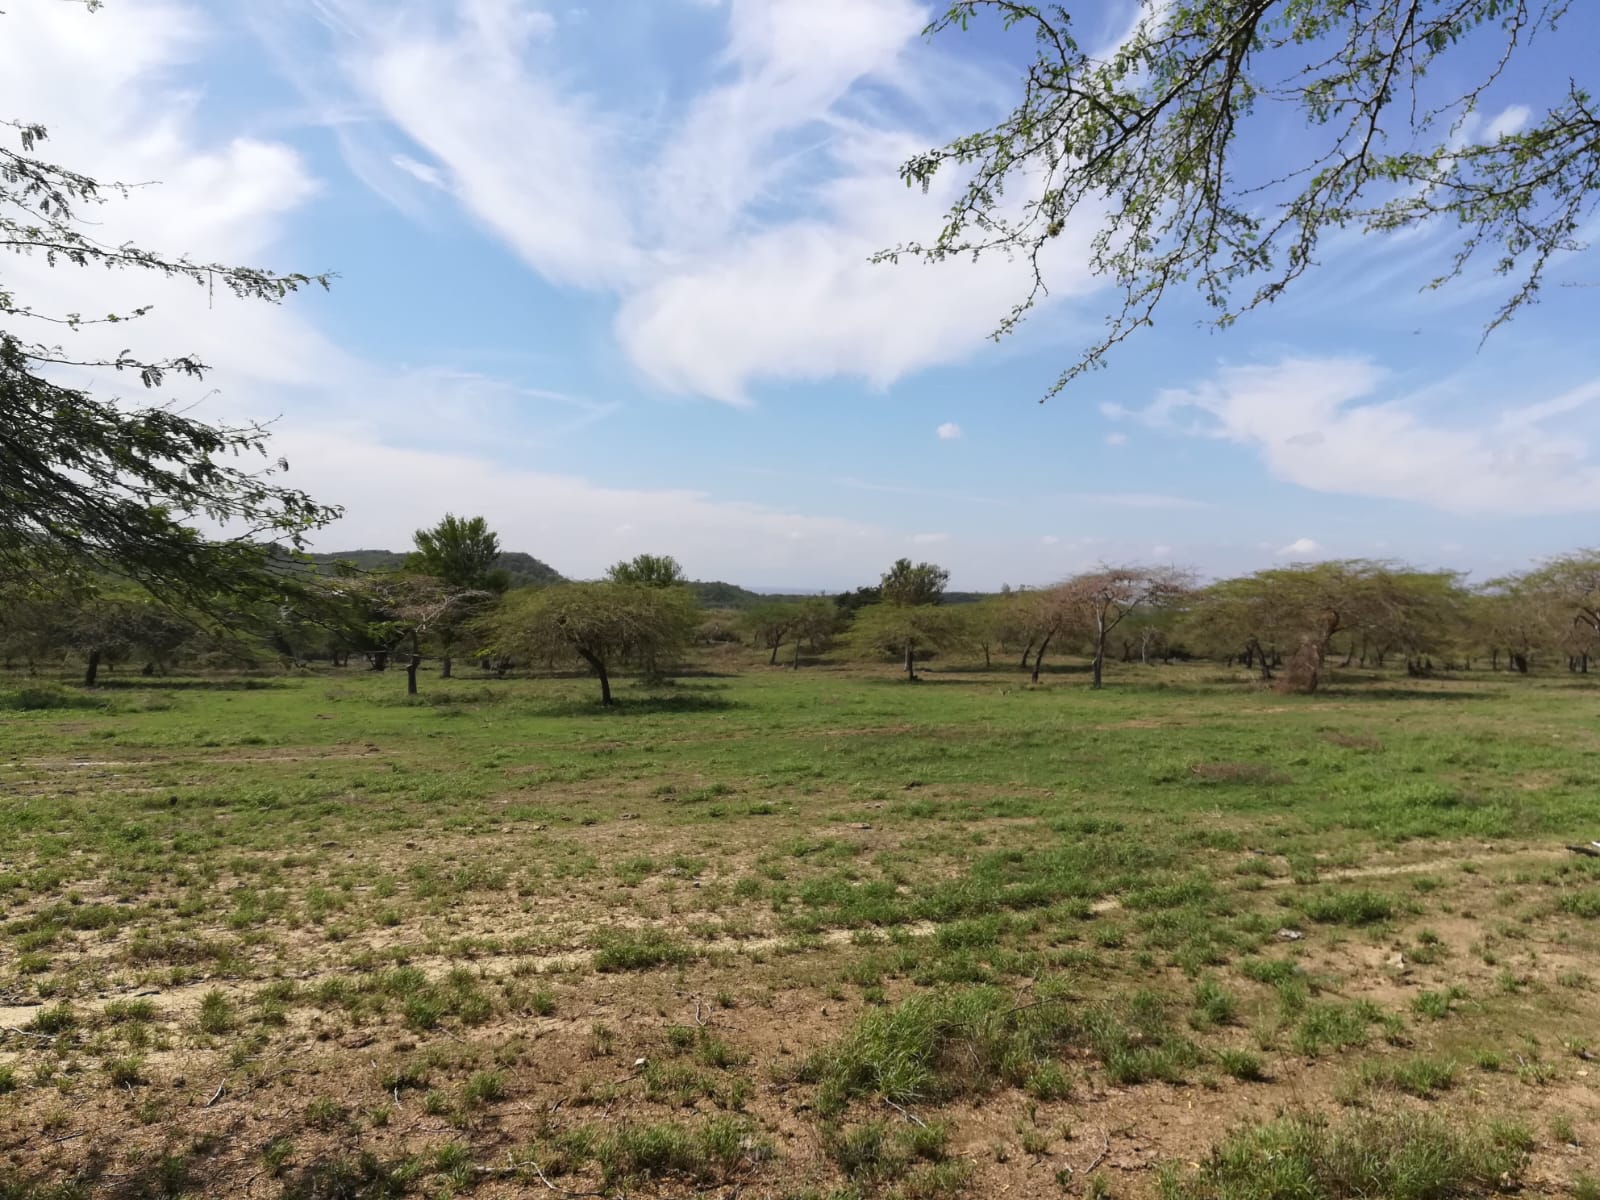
[6,0,1599,589]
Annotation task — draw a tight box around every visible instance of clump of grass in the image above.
[0,1065,16,1095]
[197,989,234,1035]
[802,982,1080,1112]
[1292,1001,1381,1057]
[103,999,157,1024]
[1353,1055,1457,1098]
[28,1003,77,1035]
[1411,985,1468,1020]
[1298,890,1395,927]
[106,1056,145,1087]
[1160,1109,1531,1200]
[593,929,692,973]
[1217,1050,1266,1082]
[563,1116,769,1186]
[821,1119,948,1183]
[1559,889,1600,919]
[462,1070,506,1107]
[1191,978,1239,1029]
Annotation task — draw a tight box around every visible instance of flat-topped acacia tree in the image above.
[487,582,698,705]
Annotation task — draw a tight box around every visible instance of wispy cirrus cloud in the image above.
[269,0,1104,404]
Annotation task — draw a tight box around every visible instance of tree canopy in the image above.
[880,558,951,607]
[884,1,1597,397]
[1,109,337,604]
[485,582,698,705]
[607,554,688,589]
[407,514,509,593]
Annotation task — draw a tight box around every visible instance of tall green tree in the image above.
[607,554,686,589]
[874,558,952,679]
[880,558,950,607]
[883,2,1596,397]
[1,88,337,605]
[407,514,508,593]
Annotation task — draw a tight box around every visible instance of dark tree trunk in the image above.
[769,642,780,666]
[1511,652,1529,675]
[1020,640,1035,670]
[441,656,452,679]
[577,648,613,704]
[1091,615,1106,690]
[83,649,101,688]
[1030,632,1054,684]
[371,651,388,672]
[406,655,420,695]
[792,639,800,670]
[1121,640,1133,663]
[982,644,991,669]
[1583,653,1590,674]
[1251,640,1273,681]
[1491,648,1499,671]
[1242,644,1255,669]
[904,641,916,682]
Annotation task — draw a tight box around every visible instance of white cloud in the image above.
[936,422,963,441]
[289,0,1103,404]
[391,153,445,187]
[1135,357,1600,515]
[1485,104,1531,141]
[911,532,950,545]
[1105,431,1128,446]
[1277,537,1322,558]
[1040,535,1060,545]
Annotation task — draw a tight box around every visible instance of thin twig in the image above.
[883,1096,928,1128]
[205,1082,225,1107]
[1,1026,53,1043]
[474,1159,608,1198]
[1083,1127,1110,1176]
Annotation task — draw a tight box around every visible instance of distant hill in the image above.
[302,555,991,606]
[307,550,565,590]
[687,581,823,609]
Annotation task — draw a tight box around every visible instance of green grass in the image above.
[2,660,1598,1198]
[1160,1109,1531,1200]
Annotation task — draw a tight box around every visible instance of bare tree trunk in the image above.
[577,649,613,704]
[769,642,780,666]
[982,643,991,669]
[371,651,388,672]
[792,639,800,670]
[406,655,420,695]
[1030,632,1054,684]
[1020,640,1035,670]
[83,649,101,688]
[904,641,916,682]
[441,656,452,679]
[1091,613,1106,690]
[1511,652,1529,675]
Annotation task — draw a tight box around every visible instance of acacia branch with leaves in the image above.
[881,1,1594,398]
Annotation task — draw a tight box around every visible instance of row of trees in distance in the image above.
[7,512,1600,705]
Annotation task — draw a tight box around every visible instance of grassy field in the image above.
[2,655,1599,1199]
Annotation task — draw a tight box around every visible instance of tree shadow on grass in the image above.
[91,676,290,692]
[535,691,742,717]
